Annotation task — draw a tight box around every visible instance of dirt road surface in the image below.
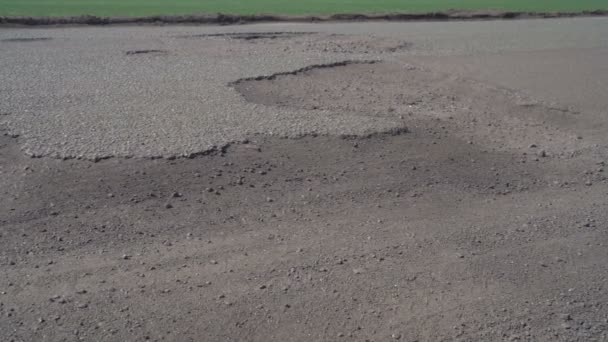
[1,18,608,341]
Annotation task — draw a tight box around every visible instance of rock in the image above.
[392,333,402,340]
[171,192,182,198]
[164,203,173,209]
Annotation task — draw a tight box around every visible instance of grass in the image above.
[0,0,606,17]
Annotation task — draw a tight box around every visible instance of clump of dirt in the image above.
[125,49,168,56]
[1,37,51,42]
[176,32,314,41]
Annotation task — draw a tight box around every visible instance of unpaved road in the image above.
[1,18,608,342]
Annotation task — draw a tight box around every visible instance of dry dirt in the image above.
[1,19,608,342]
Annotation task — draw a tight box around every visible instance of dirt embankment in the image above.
[0,10,607,27]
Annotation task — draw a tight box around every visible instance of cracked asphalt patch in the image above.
[1,19,608,161]
[0,29,404,160]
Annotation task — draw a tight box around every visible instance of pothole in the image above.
[125,49,168,56]
[232,61,589,154]
[231,61,422,114]
[173,32,410,54]
[301,35,412,54]
[176,32,314,41]
[2,37,52,43]
[231,60,378,85]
